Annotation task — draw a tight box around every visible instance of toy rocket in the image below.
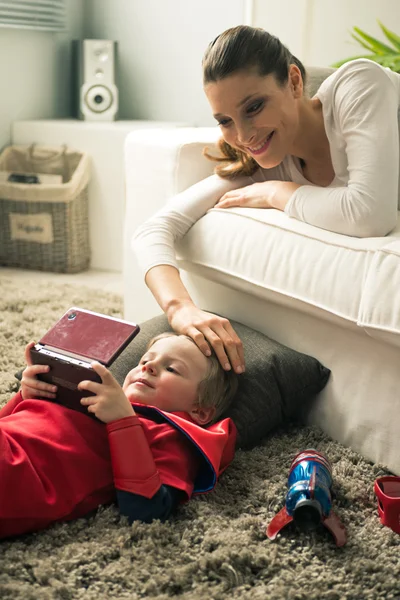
[266,449,347,547]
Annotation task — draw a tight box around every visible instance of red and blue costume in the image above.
[0,391,236,539]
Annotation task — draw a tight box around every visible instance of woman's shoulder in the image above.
[335,58,394,75]
[316,59,400,100]
[337,58,399,85]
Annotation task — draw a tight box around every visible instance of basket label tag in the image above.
[9,213,54,244]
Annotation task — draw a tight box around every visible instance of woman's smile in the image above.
[247,131,275,155]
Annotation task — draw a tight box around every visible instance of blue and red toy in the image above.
[266,449,347,547]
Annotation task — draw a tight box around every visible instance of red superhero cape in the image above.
[133,404,237,494]
[0,392,236,538]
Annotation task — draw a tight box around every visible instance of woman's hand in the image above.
[20,341,58,400]
[215,181,300,211]
[78,363,135,424]
[168,302,245,374]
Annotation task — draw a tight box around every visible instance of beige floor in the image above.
[0,267,124,295]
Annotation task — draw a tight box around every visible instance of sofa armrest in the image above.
[123,127,220,322]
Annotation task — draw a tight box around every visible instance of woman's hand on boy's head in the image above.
[168,303,245,374]
[78,362,135,424]
[20,341,58,401]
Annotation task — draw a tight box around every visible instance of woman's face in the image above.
[204,66,302,169]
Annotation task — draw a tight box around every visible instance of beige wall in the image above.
[84,0,247,126]
[252,0,400,67]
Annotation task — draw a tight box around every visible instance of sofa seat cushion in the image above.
[176,207,400,346]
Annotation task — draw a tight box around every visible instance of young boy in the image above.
[0,333,238,539]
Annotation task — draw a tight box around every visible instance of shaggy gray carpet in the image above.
[0,274,399,600]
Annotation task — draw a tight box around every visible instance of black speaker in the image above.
[72,39,118,121]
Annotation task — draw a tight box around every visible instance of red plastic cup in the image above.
[374,476,400,534]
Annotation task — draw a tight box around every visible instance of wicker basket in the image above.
[0,144,91,273]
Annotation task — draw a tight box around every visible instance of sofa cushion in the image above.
[176,206,400,348]
[110,314,330,449]
[307,66,335,96]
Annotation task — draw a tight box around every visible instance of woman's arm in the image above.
[286,61,399,237]
[132,173,252,276]
[133,173,252,372]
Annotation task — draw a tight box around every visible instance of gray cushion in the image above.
[110,314,330,449]
[306,65,335,96]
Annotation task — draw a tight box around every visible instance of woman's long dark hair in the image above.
[202,25,306,179]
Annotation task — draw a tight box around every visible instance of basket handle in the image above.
[28,143,67,163]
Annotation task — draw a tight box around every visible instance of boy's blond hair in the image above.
[147,333,238,423]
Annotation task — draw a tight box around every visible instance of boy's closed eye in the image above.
[166,366,179,374]
[140,359,180,375]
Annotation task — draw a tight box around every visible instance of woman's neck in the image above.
[291,97,330,166]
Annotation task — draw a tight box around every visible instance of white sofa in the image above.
[123,67,400,476]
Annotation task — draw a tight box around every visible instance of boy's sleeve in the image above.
[115,485,182,524]
[106,415,194,523]
[0,391,25,419]
[107,414,200,499]
[106,415,163,498]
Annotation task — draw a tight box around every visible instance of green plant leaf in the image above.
[332,22,400,73]
[353,26,396,54]
[350,32,377,52]
[373,56,400,70]
[382,58,400,71]
[378,20,400,51]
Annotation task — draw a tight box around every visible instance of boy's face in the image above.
[123,336,212,422]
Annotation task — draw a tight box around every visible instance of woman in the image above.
[133,25,400,373]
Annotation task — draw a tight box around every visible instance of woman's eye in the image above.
[247,101,263,115]
[217,118,231,128]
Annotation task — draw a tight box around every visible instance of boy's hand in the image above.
[78,362,135,424]
[20,341,58,401]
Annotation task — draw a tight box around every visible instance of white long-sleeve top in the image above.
[133,59,400,276]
